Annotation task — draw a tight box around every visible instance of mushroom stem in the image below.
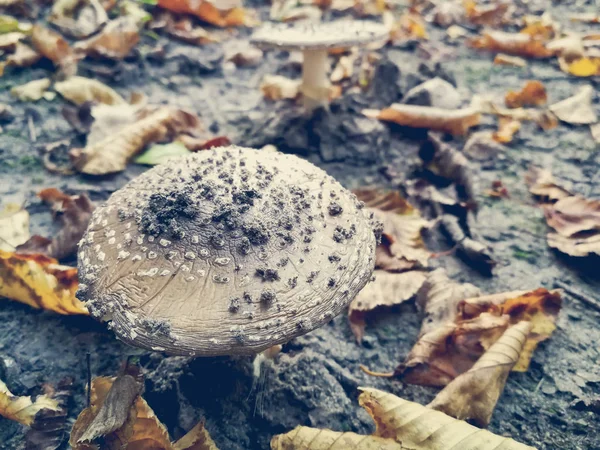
[300,49,330,111]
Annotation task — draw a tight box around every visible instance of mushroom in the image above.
[77,146,379,357]
[251,20,389,111]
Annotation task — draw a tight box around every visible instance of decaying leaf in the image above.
[10,78,52,101]
[464,0,509,26]
[349,270,427,342]
[544,196,600,238]
[0,204,29,250]
[546,232,600,258]
[428,321,532,426]
[31,24,77,76]
[50,0,108,39]
[549,85,597,125]
[74,17,140,59]
[271,426,403,449]
[0,378,61,426]
[493,117,520,143]
[71,375,218,450]
[525,166,572,203]
[55,76,127,105]
[505,80,547,108]
[260,75,300,101]
[70,105,200,175]
[17,188,94,261]
[157,0,248,27]
[353,188,430,271]
[469,29,555,58]
[366,105,481,136]
[134,142,191,165]
[0,250,87,314]
[357,388,535,449]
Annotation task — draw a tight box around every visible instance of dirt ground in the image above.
[1,1,599,449]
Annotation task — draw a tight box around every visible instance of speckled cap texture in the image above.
[250,20,390,51]
[77,146,379,356]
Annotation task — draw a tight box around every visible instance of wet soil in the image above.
[1,1,599,449]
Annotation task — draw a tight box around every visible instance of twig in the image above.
[553,280,600,312]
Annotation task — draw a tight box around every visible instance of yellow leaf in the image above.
[565,57,600,77]
[0,250,88,315]
[0,378,60,426]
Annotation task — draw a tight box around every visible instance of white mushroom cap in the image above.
[250,20,389,51]
[77,146,379,356]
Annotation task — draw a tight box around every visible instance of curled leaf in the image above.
[271,426,403,449]
[349,270,427,342]
[55,76,127,105]
[0,250,88,314]
[353,188,430,271]
[505,80,547,108]
[74,17,140,59]
[50,0,108,39]
[358,388,536,449]
[367,105,480,136]
[469,29,555,58]
[0,379,61,426]
[549,85,597,124]
[544,196,600,237]
[428,321,532,426]
[17,188,94,261]
[546,232,600,257]
[31,24,77,76]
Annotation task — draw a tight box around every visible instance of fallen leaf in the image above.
[260,75,300,101]
[525,166,572,203]
[544,195,600,238]
[330,52,357,83]
[55,76,127,105]
[565,57,600,77]
[439,214,496,271]
[0,204,29,250]
[271,426,403,449]
[74,17,140,59]
[0,250,87,314]
[0,31,25,49]
[157,0,248,27]
[2,42,42,73]
[134,142,191,165]
[358,388,535,449]
[10,78,51,101]
[591,122,600,143]
[31,24,77,76]
[463,131,506,161]
[164,15,217,46]
[367,105,481,136]
[549,85,597,125]
[389,13,428,42]
[50,0,108,39]
[0,14,31,33]
[349,270,427,342]
[173,421,219,450]
[353,188,430,271]
[17,188,94,261]
[486,180,510,199]
[71,105,199,174]
[493,117,521,143]
[428,321,532,427]
[546,232,600,257]
[25,378,74,449]
[570,13,600,24]
[493,53,527,67]
[0,378,61,426]
[505,80,547,108]
[176,134,231,151]
[464,0,509,26]
[469,29,555,58]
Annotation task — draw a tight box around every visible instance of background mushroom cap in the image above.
[250,20,390,51]
[77,146,378,356]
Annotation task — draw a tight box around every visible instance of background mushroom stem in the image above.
[301,49,330,110]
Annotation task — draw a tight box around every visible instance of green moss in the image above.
[511,245,537,263]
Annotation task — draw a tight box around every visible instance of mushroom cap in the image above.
[250,20,389,51]
[77,146,378,356]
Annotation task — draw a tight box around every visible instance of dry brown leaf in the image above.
[493,117,521,143]
[367,105,481,136]
[438,214,496,271]
[0,204,29,251]
[330,53,357,83]
[3,42,42,71]
[10,78,51,102]
[157,0,248,27]
[271,426,403,449]
[525,166,573,203]
[349,270,427,342]
[31,24,77,76]
[358,388,536,449]
[546,232,600,257]
[165,16,217,46]
[469,29,556,58]
[0,378,61,426]
[17,188,94,260]
[544,196,600,238]
[353,188,430,271]
[260,75,300,101]
[389,13,428,42]
[505,80,547,108]
[55,76,127,105]
[71,105,200,175]
[464,0,509,26]
[549,85,597,124]
[493,53,527,67]
[428,321,532,426]
[74,17,139,59]
[50,0,108,39]
[0,250,87,314]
